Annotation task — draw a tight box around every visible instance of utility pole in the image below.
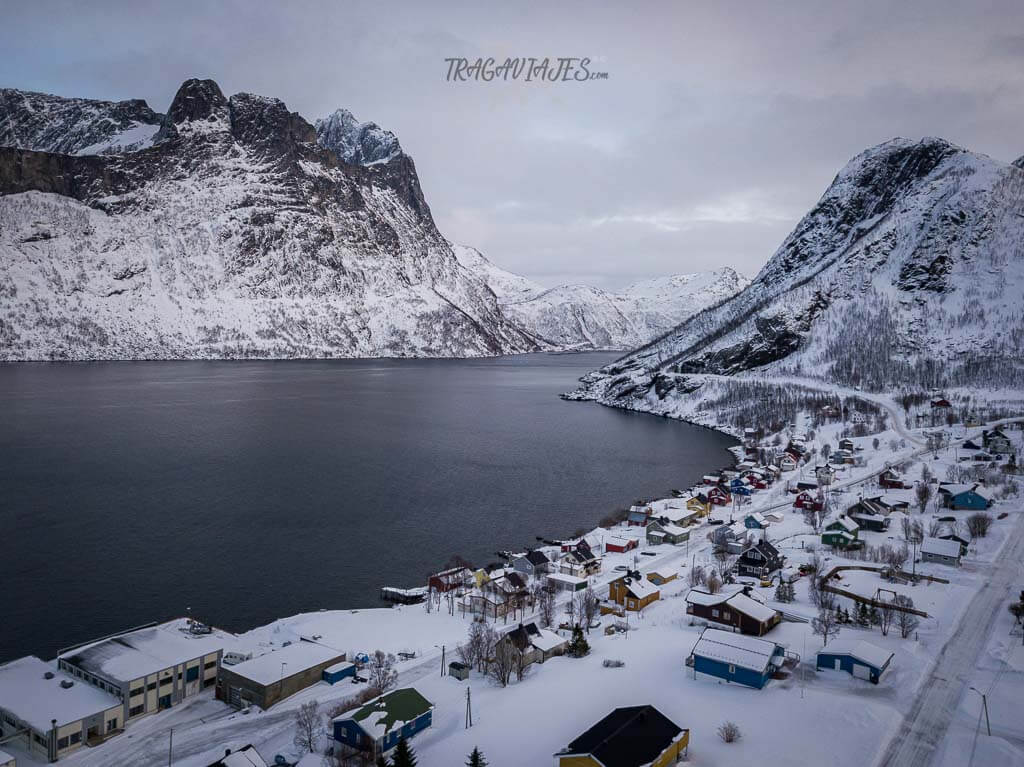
[465,686,473,728]
[970,687,991,736]
[168,728,173,766]
[441,645,446,677]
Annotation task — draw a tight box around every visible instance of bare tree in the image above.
[458,619,489,671]
[368,650,398,692]
[895,596,919,638]
[966,513,993,538]
[712,540,734,575]
[688,565,706,588]
[927,518,944,538]
[706,572,722,594]
[534,584,555,628]
[717,721,742,743]
[293,699,322,754]
[878,599,896,637]
[812,607,840,646]
[489,638,516,687]
[580,585,600,633]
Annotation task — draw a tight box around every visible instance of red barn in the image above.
[604,536,638,554]
[793,491,823,511]
[879,469,906,490]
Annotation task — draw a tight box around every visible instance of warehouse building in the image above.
[57,619,233,723]
[0,655,123,762]
[216,640,345,710]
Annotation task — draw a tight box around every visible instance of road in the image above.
[874,511,1024,767]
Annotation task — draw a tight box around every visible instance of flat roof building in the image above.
[0,656,123,761]
[58,619,236,723]
[217,641,345,710]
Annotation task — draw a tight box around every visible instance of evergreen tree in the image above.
[567,625,590,658]
[391,737,417,767]
[376,757,389,767]
[466,747,489,767]
[774,582,788,603]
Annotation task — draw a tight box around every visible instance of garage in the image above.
[816,639,893,684]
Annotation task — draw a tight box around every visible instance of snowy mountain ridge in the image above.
[452,244,749,350]
[572,136,1024,411]
[0,79,541,360]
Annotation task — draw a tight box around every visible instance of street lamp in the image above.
[969,687,991,736]
[434,644,446,676]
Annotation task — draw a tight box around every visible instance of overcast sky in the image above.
[4,1,1023,289]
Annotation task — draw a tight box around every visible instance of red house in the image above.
[604,535,638,554]
[707,486,732,506]
[793,491,823,511]
[930,398,952,409]
[428,566,471,593]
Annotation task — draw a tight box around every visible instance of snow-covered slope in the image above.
[0,79,539,360]
[573,137,1024,406]
[453,244,748,350]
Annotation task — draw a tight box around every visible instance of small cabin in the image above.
[816,640,893,684]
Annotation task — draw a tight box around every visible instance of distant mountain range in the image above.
[572,136,1024,413]
[0,80,745,360]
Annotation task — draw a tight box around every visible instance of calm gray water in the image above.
[0,354,736,662]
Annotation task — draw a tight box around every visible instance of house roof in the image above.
[649,521,688,536]
[827,516,859,533]
[616,576,659,600]
[819,639,893,670]
[742,540,780,560]
[530,629,567,653]
[559,705,683,767]
[0,656,121,732]
[224,640,342,686]
[547,573,587,586]
[690,628,782,673]
[524,550,550,566]
[207,745,269,767]
[921,536,963,559]
[60,618,235,683]
[725,592,778,623]
[337,687,433,740]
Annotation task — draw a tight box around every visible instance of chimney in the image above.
[225,749,232,757]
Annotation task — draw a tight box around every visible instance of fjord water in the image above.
[0,354,735,662]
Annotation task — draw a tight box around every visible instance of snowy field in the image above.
[4,418,1022,767]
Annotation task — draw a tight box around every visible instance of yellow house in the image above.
[646,568,678,586]
[556,705,689,767]
[608,574,660,612]
[686,494,711,517]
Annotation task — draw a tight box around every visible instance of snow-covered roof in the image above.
[531,629,567,653]
[0,656,121,731]
[653,522,688,536]
[921,536,963,559]
[223,640,342,686]
[213,745,270,767]
[819,639,893,669]
[0,749,12,765]
[547,573,586,585]
[60,619,236,682]
[324,661,355,674]
[726,592,778,623]
[619,577,659,600]
[337,687,433,741]
[830,516,859,533]
[690,629,781,673]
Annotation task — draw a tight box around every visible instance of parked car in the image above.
[707,519,725,526]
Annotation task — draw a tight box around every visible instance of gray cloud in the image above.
[2,0,1022,289]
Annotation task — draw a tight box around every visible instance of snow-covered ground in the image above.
[3,418,1021,767]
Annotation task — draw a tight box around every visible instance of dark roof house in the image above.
[555,705,689,767]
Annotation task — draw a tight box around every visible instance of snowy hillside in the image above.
[0,79,540,360]
[573,137,1024,408]
[453,245,748,350]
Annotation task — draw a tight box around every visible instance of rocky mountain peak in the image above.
[315,108,402,166]
[228,93,318,159]
[166,78,228,124]
[1013,154,1024,169]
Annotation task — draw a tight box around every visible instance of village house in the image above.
[879,469,907,490]
[815,464,837,484]
[937,532,970,555]
[685,587,781,636]
[778,453,799,472]
[494,622,567,667]
[546,573,588,595]
[626,505,652,527]
[208,745,270,767]
[512,550,551,578]
[608,572,660,612]
[559,541,602,577]
[849,508,890,532]
[743,512,769,530]
[554,705,689,767]
[983,428,1012,454]
[793,490,823,512]
[652,505,701,527]
[937,483,992,511]
[876,495,910,512]
[816,640,893,684]
[707,486,732,506]
[57,619,229,723]
[821,516,861,549]
[686,628,789,689]
[216,640,344,710]
[333,688,433,762]
[0,655,124,761]
[838,438,855,452]
[427,566,472,593]
[604,535,639,554]
[686,493,711,516]
[702,474,721,485]
[920,536,963,567]
[735,540,784,579]
[645,520,690,546]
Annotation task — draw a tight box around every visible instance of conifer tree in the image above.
[567,625,590,657]
[391,737,417,767]
[466,747,489,767]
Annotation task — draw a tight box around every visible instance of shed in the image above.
[604,536,638,554]
[920,536,962,566]
[217,641,345,710]
[646,568,678,586]
[333,688,433,760]
[816,640,893,684]
[322,661,356,685]
[448,661,469,681]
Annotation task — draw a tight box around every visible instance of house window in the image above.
[159,677,173,687]
[107,718,118,732]
[186,666,200,682]
[57,736,69,749]
[711,609,719,618]
[129,704,145,717]
[204,660,217,670]
[69,732,81,745]
[147,681,157,691]
[728,664,736,674]
[723,612,731,620]
[130,684,144,697]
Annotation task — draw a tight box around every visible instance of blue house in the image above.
[322,661,356,685]
[333,687,433,760]
[686,628,789,689]
[743,513,768,530]
[937,483,991,511]
[730,478,753,496]
[816,639,893,684]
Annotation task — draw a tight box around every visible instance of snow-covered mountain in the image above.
[573,137,1024,409]
[0,79,540,359]
[452,245,748,350]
